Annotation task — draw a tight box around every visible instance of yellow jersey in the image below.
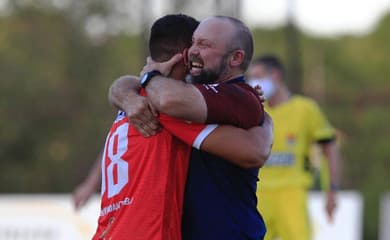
[260,95,335,188]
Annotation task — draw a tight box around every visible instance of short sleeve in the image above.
[159,113,218,149]
[307,100,336,143]
[194,82,264,129]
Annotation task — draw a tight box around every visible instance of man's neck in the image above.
[268,86,291,108]
[217,71,244,83]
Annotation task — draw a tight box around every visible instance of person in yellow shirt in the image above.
[247,54,342,240]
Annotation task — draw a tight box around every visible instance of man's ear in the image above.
[182,48,189,66]
[229,50,245,68]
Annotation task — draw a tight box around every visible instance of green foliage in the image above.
[0,5,389,240]
[0,6,144,192]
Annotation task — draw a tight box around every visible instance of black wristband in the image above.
[139,70,161,88]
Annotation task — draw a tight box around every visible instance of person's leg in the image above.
[258,188,277,240]
[277,187,310,240]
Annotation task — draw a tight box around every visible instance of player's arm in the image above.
[308,99,342,222]
[200,113,273,168]
[142,54,263,128]
[160,113,273,169]
[108,75,160,136]
[109,74,207,123]
[135,54,208,123]
[108,75,140,111]
[320,141,341,191]
[109,55,263,130]
[108,54,207,123]
[110,75,263,128]
[72,149,102,210]
[319,140,342,222]
[145,75,208,123]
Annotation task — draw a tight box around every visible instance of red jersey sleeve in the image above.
[159,113,218,149]
[194,82,264,129]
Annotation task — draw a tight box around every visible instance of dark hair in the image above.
[215,16,254,71]
[149,14,199,62]
[252,54,285,76]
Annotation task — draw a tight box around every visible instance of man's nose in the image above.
[189,45,199,55]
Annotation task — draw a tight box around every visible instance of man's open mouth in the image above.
[189,55,204,71]
[191,62,203,69]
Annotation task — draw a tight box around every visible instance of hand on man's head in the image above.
[140,53,183,77]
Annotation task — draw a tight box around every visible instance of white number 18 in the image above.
[101,122,129,198]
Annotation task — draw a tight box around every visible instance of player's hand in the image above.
[124,95,161,137]
[253,85,266,102]
[140,53,183,76]
[325,190,337,223]
[72,181,96,210]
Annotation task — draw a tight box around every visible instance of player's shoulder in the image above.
[198,81,250,89]
[196,81,260,101]
[290,95,325,120]
[291,95,320,108]
[228,81,253,89]
[222,81,260,97]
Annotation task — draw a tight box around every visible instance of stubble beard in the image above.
[188,54,229,84]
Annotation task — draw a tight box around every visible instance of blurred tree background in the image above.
[0,1,389,239]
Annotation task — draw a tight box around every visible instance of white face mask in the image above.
[248,77,276,99]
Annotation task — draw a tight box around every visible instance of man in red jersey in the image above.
[91,14,272,240]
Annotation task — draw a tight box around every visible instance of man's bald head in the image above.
[212,16,254,71]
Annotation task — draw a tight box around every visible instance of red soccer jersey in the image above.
[92,111,216,240]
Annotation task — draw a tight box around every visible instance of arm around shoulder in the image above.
[145,76,208,123]
[240,112,273,168]
[200,113,273,168]
[108,75,141,110]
